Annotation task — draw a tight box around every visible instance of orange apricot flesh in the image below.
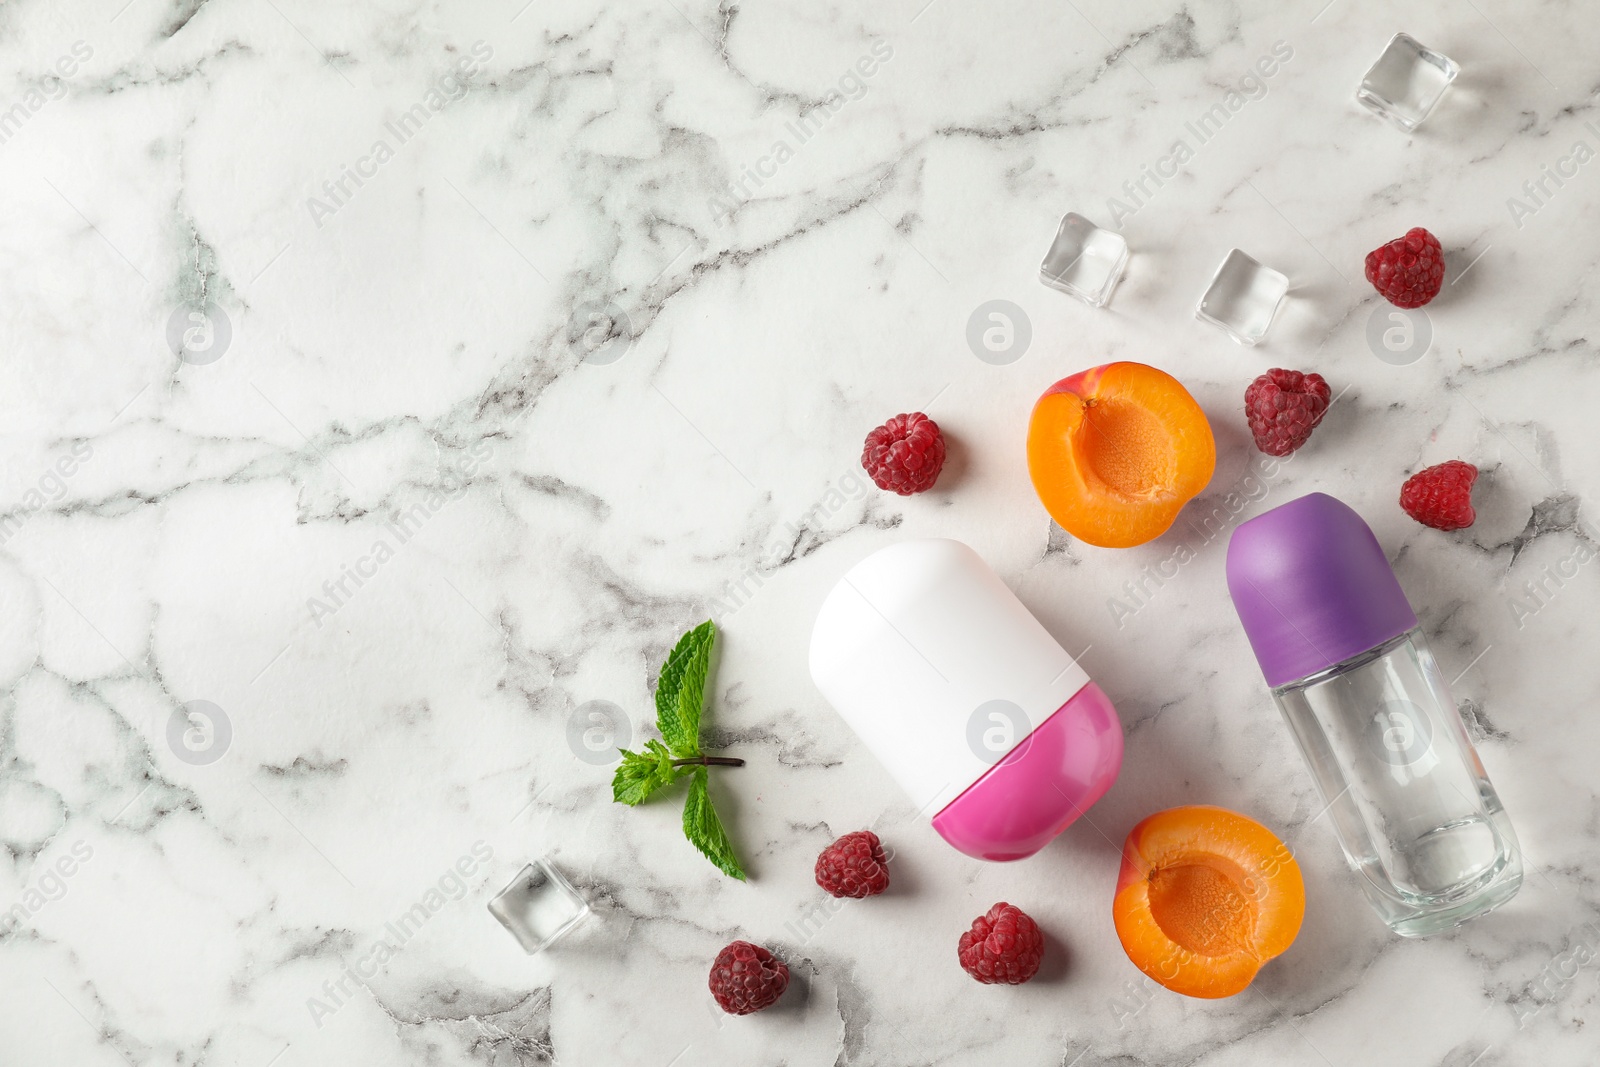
[1027,362,1215,548]
[1112,805,1304,998]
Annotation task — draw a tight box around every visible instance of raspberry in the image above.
[1244,369,1332,457]
[1365,227,1445,309]
[1400,460,1478,531]
[708,940,789,1015]
[957,902,1044,985]
[861,412,945,495]
[814,830,890,899]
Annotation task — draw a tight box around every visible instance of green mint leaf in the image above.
[673,629,714,755]
[614,623,745,880]
[611,740,681,806]
[655,620,714,758]
[682,767,746,880]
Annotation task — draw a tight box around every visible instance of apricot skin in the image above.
[1027,362,1215,548]
[1112,805,1304,999]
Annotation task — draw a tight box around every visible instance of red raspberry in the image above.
[957,902,1044,985]
[862,412,945,495]
[1365,227,1445,309]
[1400,460,1478,531]
[814,830,890,899]
[1245,369,1332,457]
[708,940,789,1015]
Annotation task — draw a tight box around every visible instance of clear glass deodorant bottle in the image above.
[1227,493,1521,937]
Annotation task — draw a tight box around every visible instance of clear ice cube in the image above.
[1357,33,1459,132]
[488,858,591,954]
[1039,212,1128,308]
[1195,249,1288,347]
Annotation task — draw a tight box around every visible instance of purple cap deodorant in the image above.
[1226,492,1522,937]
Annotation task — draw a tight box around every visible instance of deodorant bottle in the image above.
[1227,493,1521,936]
[809,539,1123,861]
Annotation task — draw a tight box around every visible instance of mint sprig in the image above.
[611,621,747,880]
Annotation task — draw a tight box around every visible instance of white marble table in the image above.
[2,0,1598,1063]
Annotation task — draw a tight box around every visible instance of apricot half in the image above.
[1027,362,1215,548]
[1112,805,1304,999]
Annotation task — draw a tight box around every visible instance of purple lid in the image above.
[1226,493,1418,688]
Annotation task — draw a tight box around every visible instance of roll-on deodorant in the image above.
[809,539,1123,861]
[1227,492,1522,936]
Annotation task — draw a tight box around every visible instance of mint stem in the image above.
[671,756,744,768]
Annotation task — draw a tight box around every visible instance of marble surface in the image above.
[1,0,1598,1064]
